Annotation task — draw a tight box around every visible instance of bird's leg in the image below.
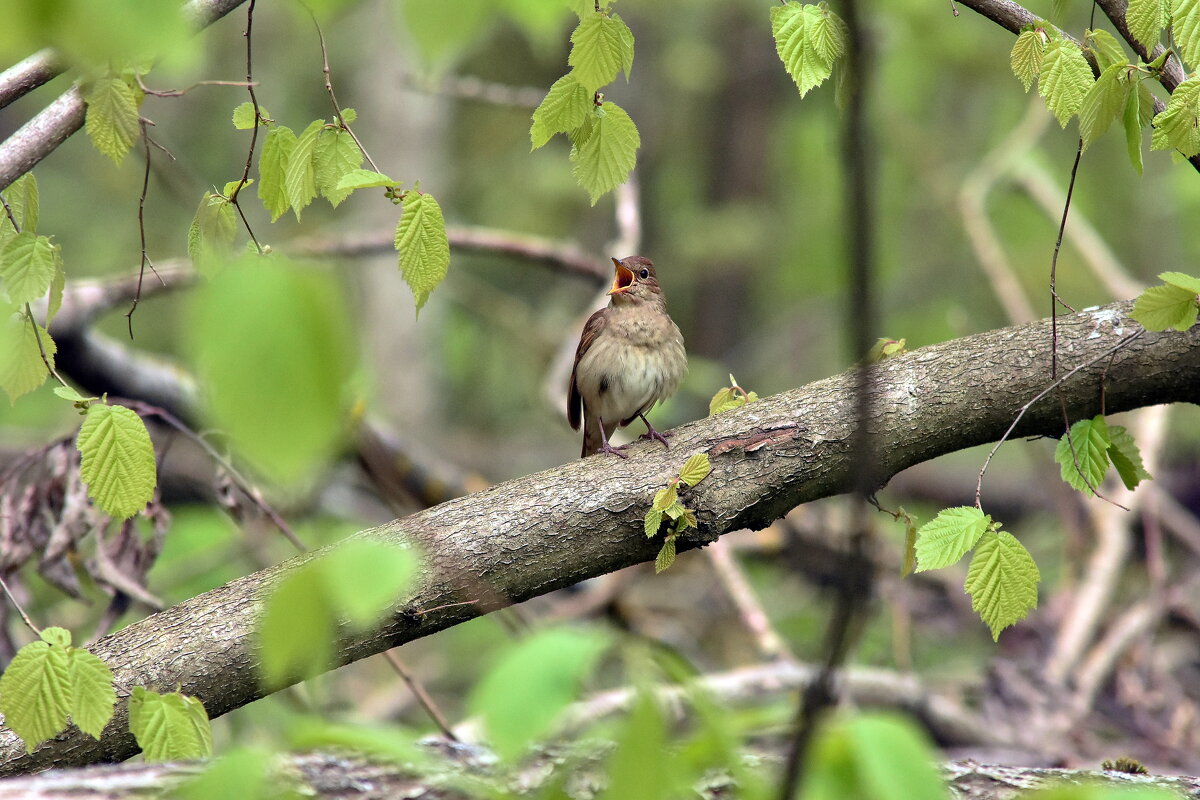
[597,417,629,459]
[637,413,671,449]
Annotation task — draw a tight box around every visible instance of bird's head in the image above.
[607,256,662,305]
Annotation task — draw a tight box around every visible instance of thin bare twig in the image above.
[0,575,41,636]
[226,0,263,255]
[136,77,258,98]
[705,539,796,662]
[126,119,166,339]
[310,12,383,175]
[380,651,459,741]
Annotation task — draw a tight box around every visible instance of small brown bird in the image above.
[568,256,688,458]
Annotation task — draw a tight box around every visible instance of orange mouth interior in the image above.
[609,262,635,294]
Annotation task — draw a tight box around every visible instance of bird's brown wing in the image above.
[567,308,608,431]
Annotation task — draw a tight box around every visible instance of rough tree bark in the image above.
[0,301,1198,774]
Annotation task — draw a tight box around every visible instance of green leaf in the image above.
[678,453,712,487]
[771,2,834,97]
[0,313,55,404]
[1127,0,1166,49]
[0,232,58,305]
[186,192,237,275]
[914,506,989,571]
[1039,39,1093,127]
[1079,64,1131,149]
[809,6,849,64]
[571,101,640,205]
[84,76,140,164]
[67,648,116,739]
[845,715,948,800]
[1175,0,1200,70]
[258,124,296,222]
[53,385,87,403]
[320,539,420,629]
[965,530,1040,640]
[644,508,663,537]
[568,11,634,92]
[531,74,592,149]
[900,509,918,577]
[314,128,363,208]
[1151,77,1200,156]
[1107,425,1153,490]
[176,748,272,800]
[0,640,71,752]
[394,191,451,314]
[468,628,610,759]
[340,108,358,124]
[76,403,157,519]
[231,101,268,129]
[40,627,71,647]
[1086,28,1128,69]
[1160,270,1200,293]
[663,499,686,520]
[335,169,397,191]
[1011,29,1046,92]
[652,484,678,512]
[1,173,39,236]
[1124,80,1146,173]
[221,179,253,197]
[285,119,325,221]
[1055,416,1112,495]
[128,687,213,762]
[655,536,677,573]
[185,259,358,485]
[45,253,65,326]
[257,564,333,687]
[709,387,742,415]
[1131,283,1199,331]
[864,337,907,363]
[603,691,673,799]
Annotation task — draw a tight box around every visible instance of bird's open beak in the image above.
[608,258,635,295]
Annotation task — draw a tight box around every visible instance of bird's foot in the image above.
[638,415,671,449]
[599,439,630,459]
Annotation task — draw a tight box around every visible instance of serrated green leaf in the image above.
[84,76,140,164]
[568,11,633,92]
[809,6,848,64]
[320,539,420,629]
[1107,425,1153,490]
[68,648,115,739]
[1039,39,1093,126]
[1124,81,1146,173]
[571,102,640,204]
[76,403,156,519]
[771,3,834,97]
[285,119,325,221]
[258,125,296,222]
[1127,0,1166,49]
[221,179,254,198]
[314,128,363,208]
[1175,0,1200,70]
[394,191,451,314]
[900,509,918,577]
[1011,29,1047,93]
[53,385,86,403]
[0,232,58,305]
[531,74,592,149]
[186,193,237,275]
[709,387,738,415]
[680,507,698,529]
[965,530,1040,640]
[335,169,397,191]
[231,101,269,129]
[340,108,358,124]
[257,564,333,688]
[468,628,610,760]
[128,687,213,762]
[1151,77,1200,156]
[679,453,712,487]
[914,506,989,571]
[0,640,71,752]
[0,313,55,404]
[644,509,663,537]
[1159,270,1200,293]
[1055,416,1112,495]
[663,500,686,520]
[1,173,38,236]
[1086,28,1128,69]
[1131,283,1199,330]
[45,251,64,326]
[1080,64,1131,149]
[652,485,678,512]
[40,627,70,647]
[655,537,677,573]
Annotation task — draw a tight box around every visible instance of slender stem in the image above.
[227,0,263,254]
[310,13,382,175]
[380,651,459,741]
[0,575,41,636]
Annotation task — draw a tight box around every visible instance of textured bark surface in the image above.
[1,301,1198,774]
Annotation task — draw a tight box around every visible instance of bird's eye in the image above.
[639,268,649,279]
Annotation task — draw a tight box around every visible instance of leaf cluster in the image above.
[1131,271,1200,331]
[530,4,639,205]
[644,453,712,573]
[770,1,849,99]
[1054,414,1152,496]
[708,374,759,416]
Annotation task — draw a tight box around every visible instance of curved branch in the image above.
[0,50,64,110]
[1,302,1198,773]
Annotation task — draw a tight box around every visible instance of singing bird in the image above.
[568,256,688,458]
